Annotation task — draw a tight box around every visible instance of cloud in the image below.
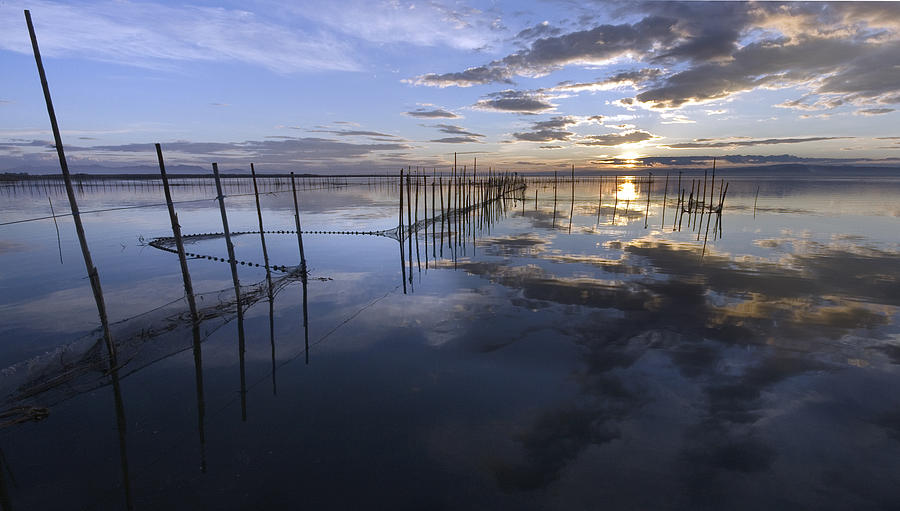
[307,129,400,138]
[549,68,664,93]
[0,0,359,73]
[411,16,679,87]
[635,38,892,109]
[404,108,460,119]
[660,113,695,124]
[512,129,574,142]
[530,116,579,130]
[511,116,582,142]
[0,136,415,172]
[432,124,484,138]
[576,130,655,146]
[286,0,501,51]
[513,21,562,43]
[663,136,852,149]
[855,108,895,116]
[473,90,555,114]
[429,136,481,144]
[409,65,514,87]
[539,145,563,149]
[409,3,900,115]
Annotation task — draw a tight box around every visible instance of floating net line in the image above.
[0,181,527,422]
[146,182,528,268]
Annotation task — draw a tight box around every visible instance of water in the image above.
[0,173,898,510]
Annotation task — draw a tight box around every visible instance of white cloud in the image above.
[1,0,360,72]
[283,0,501,51]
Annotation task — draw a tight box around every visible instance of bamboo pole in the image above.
[290,173,307,271]
[250,164,270,269]
[661,172,669,228]
[212,163,247,420]
[290,173,310,363]
[568,164,575,233]
[157,143,197,315]
[644,173,652,228]
[399,170,407,293]
[25,9,116,363]
[552,171,558,228]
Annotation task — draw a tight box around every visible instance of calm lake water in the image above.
[1,173,899,510]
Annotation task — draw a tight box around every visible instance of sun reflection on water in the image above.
[617,176,639,202]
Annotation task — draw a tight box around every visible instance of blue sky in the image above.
[1,0,899,173]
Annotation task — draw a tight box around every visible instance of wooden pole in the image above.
[568,164,575,233]
[644,173,652,228]
[290,173,309,364]
[156,144,206,469]
[25,9,116,363]
[552,171,558,228]
[157,144,197,315]
[290,173,307,270]
[212,163,247,420]
[612,175,619,224]
[250,163,270,269]
[399,170,407,293]
[661,172,669,228]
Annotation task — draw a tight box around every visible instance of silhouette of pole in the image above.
[25,9,116,363]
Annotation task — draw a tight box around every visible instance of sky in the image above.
[1,0,900,174]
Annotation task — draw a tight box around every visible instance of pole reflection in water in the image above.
[251,164,277,395]
[158,144,206,472]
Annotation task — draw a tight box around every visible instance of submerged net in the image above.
[0,268,302,414]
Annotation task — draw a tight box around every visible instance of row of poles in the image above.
[397,155,527,293]
[17,11,312,510]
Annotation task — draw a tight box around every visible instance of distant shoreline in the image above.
[4,163,900,180]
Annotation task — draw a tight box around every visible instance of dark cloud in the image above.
[403,107,460,119]
[856,108,895,116]
[413,3,900,112]
[308,129,400,138]
[513,21,562,43]
[432,124,484,137]
[577,130,655,146]
[473,90,555,113]
[664,136,852,149]
[636,37,877,109]
[429,136,482,144]
[412,65,514,87]
[412,16,678,87]
[530,116,578,130]
[551,68,664,92]
[513,130,574,142]
[539,145,562,149]
[512,115,580,142]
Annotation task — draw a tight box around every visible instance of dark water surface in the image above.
[1,174,898,510]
